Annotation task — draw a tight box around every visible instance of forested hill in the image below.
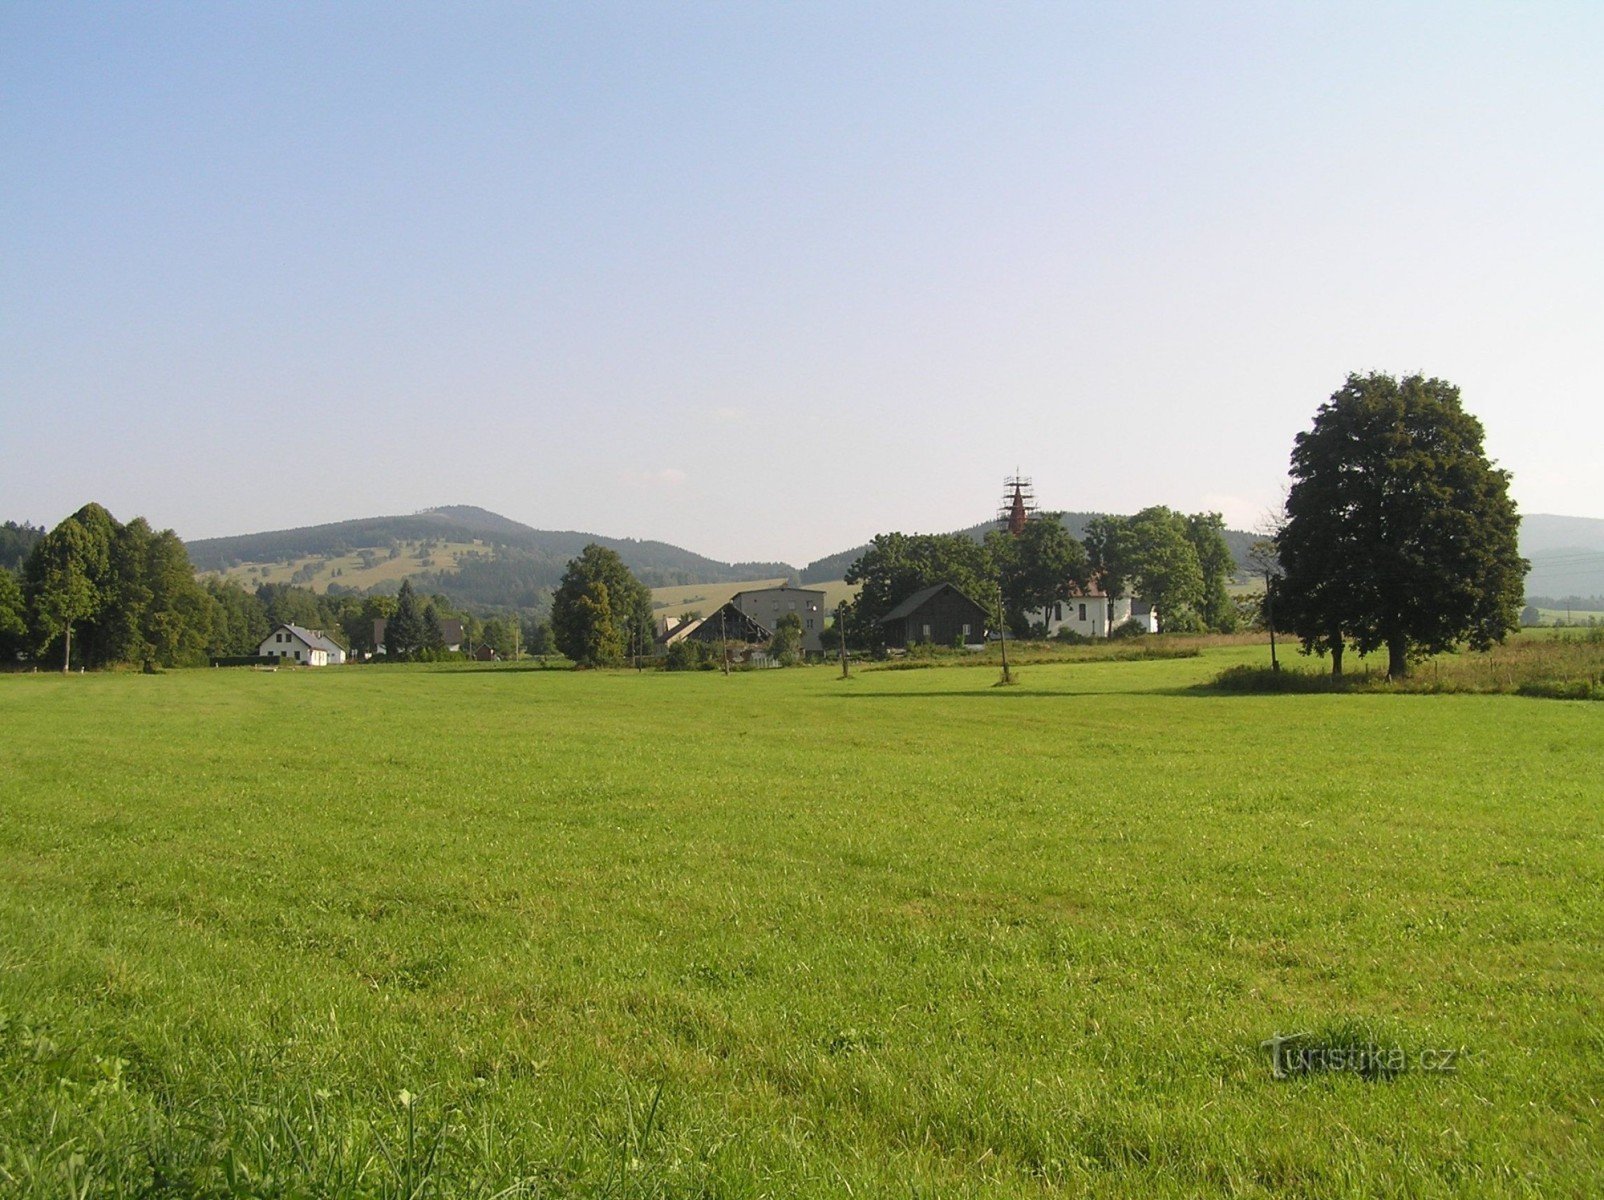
[186,506,794,595]
[801,512,1261,584]
[1521,513,1604,599]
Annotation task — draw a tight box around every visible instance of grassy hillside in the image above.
[208,539,491,594]
[1,651,1598,1195]
[186,505,794,598]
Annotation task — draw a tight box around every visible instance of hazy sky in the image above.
[4,2,1601,565]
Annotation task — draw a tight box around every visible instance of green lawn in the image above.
[1,649,1599,1197]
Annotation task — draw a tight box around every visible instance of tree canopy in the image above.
[843,532,996,649]
[550,544,653,667]
[985,516,1090,634]
[1278,372,1526,678]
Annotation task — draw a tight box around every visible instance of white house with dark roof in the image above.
[258,623,347,666]
[1027,588,1158,638]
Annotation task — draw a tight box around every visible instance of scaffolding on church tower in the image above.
[998,475,1037,537]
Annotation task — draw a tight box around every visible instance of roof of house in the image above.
[730,585,826,601]
[880,583,986,624]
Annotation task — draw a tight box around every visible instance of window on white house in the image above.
[1079,603,1087,621]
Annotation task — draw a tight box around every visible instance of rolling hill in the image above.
[187,506,794,610]
[1520,513,1604,603]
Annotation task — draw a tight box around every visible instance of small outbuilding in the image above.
[880,583,989,649]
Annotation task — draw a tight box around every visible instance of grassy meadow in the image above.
[1,645,1600,1197]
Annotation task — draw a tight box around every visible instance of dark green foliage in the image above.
[0,570,26,660]
[663,638,721,670]
[771,612,803,666]
[844,533,997,650]
[421,604,446,654]
[985,515,1090,632]
[550,545,652,667]
[1122,507,1204,633]
[1109,618,1147,640]
[386,581,425,660]
[525,618,554,657]
[1279,373,1527,678]
[203,578,271,655]
[1185,512,1237,632]
[0,521,44,571]
[18,505,224,669]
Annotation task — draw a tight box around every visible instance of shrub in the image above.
[1109,618,1147,640]
[1053,628,1089,645]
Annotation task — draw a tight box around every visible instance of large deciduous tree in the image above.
[843,532,997,650]
[24,506,112,670]
[550,544,652,667]
[1122,507,1204,633]
[1279,372,1526,678]
[985,515,1091,634]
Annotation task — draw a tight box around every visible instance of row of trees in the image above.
[0,504,555,670]
[841,506,1239,649]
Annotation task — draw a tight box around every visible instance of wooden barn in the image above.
[880,583,990,649]
[658,601,771,649]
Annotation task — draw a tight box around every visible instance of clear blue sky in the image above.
[4,2,1600,565]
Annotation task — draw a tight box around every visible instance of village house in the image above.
[1027,590,1159,637]
[880,583,989,649]
[258,623,347,666]
[728,585,828,653]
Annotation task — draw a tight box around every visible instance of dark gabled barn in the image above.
[880,583,990,649]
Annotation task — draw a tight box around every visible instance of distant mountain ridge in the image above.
[182,505,1604,608]
[186,506,794,596]
[1519,513,1604,599]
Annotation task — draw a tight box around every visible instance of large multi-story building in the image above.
[729,585,829,654]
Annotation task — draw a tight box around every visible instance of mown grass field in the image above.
[1,646,1600,1197]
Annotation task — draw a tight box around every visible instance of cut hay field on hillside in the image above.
[209,539,489,593]
[1,649,1599,1197]
[649,577,860,615]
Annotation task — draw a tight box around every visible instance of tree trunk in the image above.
[62,622,72,673]
[1387,635,1409,680]
[1330,638,1344,677]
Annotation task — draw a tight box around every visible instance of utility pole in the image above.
[837,601,849,679]
[996,583,1012,685]
[1265,572,1279,672]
